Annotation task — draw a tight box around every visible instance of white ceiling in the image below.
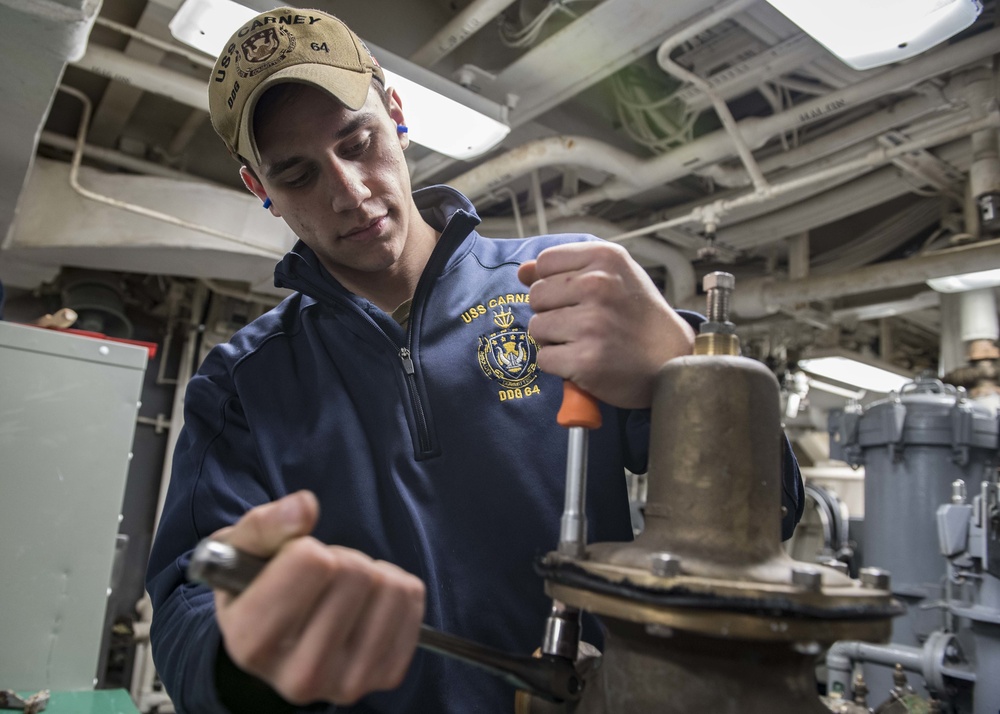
[1,0,999,379]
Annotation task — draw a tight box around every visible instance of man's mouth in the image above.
[341,215,388,241]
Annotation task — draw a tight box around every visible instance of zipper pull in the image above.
[399,347,415,375]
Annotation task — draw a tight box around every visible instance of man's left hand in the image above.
[518,241,695,409]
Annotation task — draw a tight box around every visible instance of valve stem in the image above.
[695,272,740,356]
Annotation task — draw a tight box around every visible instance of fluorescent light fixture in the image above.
[926,268,1000,293]
[170,0,510,160]
[797,349,913,393]
[763,0,983,70]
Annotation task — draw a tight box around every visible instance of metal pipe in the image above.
[611,111,1000,244]
[93,16,215,69]
[960,289,999,343]
[530,170,548,235]
[409,0,518,67]
[478,215,697,303]
[549,26,1000,217]
[724,236,1000,318]
[57,85,282,256]
[71,44,208,111]
[39,130,210,182]
[826,640,926,697]
[654,0,768,191]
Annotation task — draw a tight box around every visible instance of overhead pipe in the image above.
[611,112,998,245]
[654,0,768,191]
[479,214,696,304]
[449,135,644,199]
[695,86,954,188]
[409,0,519,67]
[93,16,215,69]
[39,131,211,183]
[72,43,208,111]
[449,26,1000,207]
[704,236,1000,318]
[551,26,1000,217]
[57,85,281,256]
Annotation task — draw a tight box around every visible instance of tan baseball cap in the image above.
[208,7,385,165]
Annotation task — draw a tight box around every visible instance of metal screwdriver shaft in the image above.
[542,380,603,661]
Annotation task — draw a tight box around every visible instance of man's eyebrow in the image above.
[262,111,378,181]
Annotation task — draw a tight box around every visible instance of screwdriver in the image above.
[555,380,602,558]
[541,380,602,662]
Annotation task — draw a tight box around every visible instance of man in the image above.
[146,7,803,714]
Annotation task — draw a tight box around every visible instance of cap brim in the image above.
[237,64,375,165]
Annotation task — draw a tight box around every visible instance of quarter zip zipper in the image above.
[275,208,480,460]
[399,347,432,453]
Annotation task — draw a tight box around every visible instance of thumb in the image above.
[517,259,539,287]
[222,490,319,559]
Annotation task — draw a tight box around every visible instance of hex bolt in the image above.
[702,271,735,324]
[791,566,822,591]
[650,552,682,578]
[859,567,891,590]
[818,557,849,575]
[951,479,966,504]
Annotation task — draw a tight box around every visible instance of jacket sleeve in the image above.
[145,347,297,714]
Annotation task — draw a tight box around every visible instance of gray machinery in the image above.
[830,377,1000,712]
[516,274,902,713]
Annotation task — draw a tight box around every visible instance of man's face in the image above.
[247,84,415,287]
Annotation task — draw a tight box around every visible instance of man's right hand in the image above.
[211,491,426,706]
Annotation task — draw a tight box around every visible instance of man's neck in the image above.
[330,216,440,313]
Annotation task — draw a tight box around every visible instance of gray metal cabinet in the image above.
[0,321,147,691]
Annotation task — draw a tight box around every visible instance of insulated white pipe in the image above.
[714,237,1000,318]
[39,131,209,182]
[449,135,644,199]
[612,112,998,245]
[449,26,1000,208]
[695,88,953,188]
[58,85,281,256]
[552,26,1000,216]
[655,0,768,190]
[960,289,1000,343]
[409,0,518,67]
[480,215,697,303]
[72,44,208,111]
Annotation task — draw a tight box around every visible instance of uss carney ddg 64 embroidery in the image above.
[475,303,541,402]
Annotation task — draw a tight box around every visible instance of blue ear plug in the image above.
[397,124,408,134]
[262,197,272,209]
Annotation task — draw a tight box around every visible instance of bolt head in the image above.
[791,566,823,591]
[650,552,682,577]
[859,567,891,590]
[703,271,735,291]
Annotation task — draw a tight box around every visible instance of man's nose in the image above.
[327,159,371,212]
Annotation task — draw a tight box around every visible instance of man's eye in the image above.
[343,136,372,156]
[283,170,313,188]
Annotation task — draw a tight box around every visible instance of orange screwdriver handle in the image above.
[556,381,602,430]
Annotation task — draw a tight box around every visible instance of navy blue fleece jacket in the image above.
[146,185,803,713]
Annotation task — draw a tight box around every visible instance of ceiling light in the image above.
[169,0,510,160]
[763,0,983,70]
[926,268,1000,293]
[797,349,913,394]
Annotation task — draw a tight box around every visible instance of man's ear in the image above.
[386,87,409,149]
[240,165,279,216]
